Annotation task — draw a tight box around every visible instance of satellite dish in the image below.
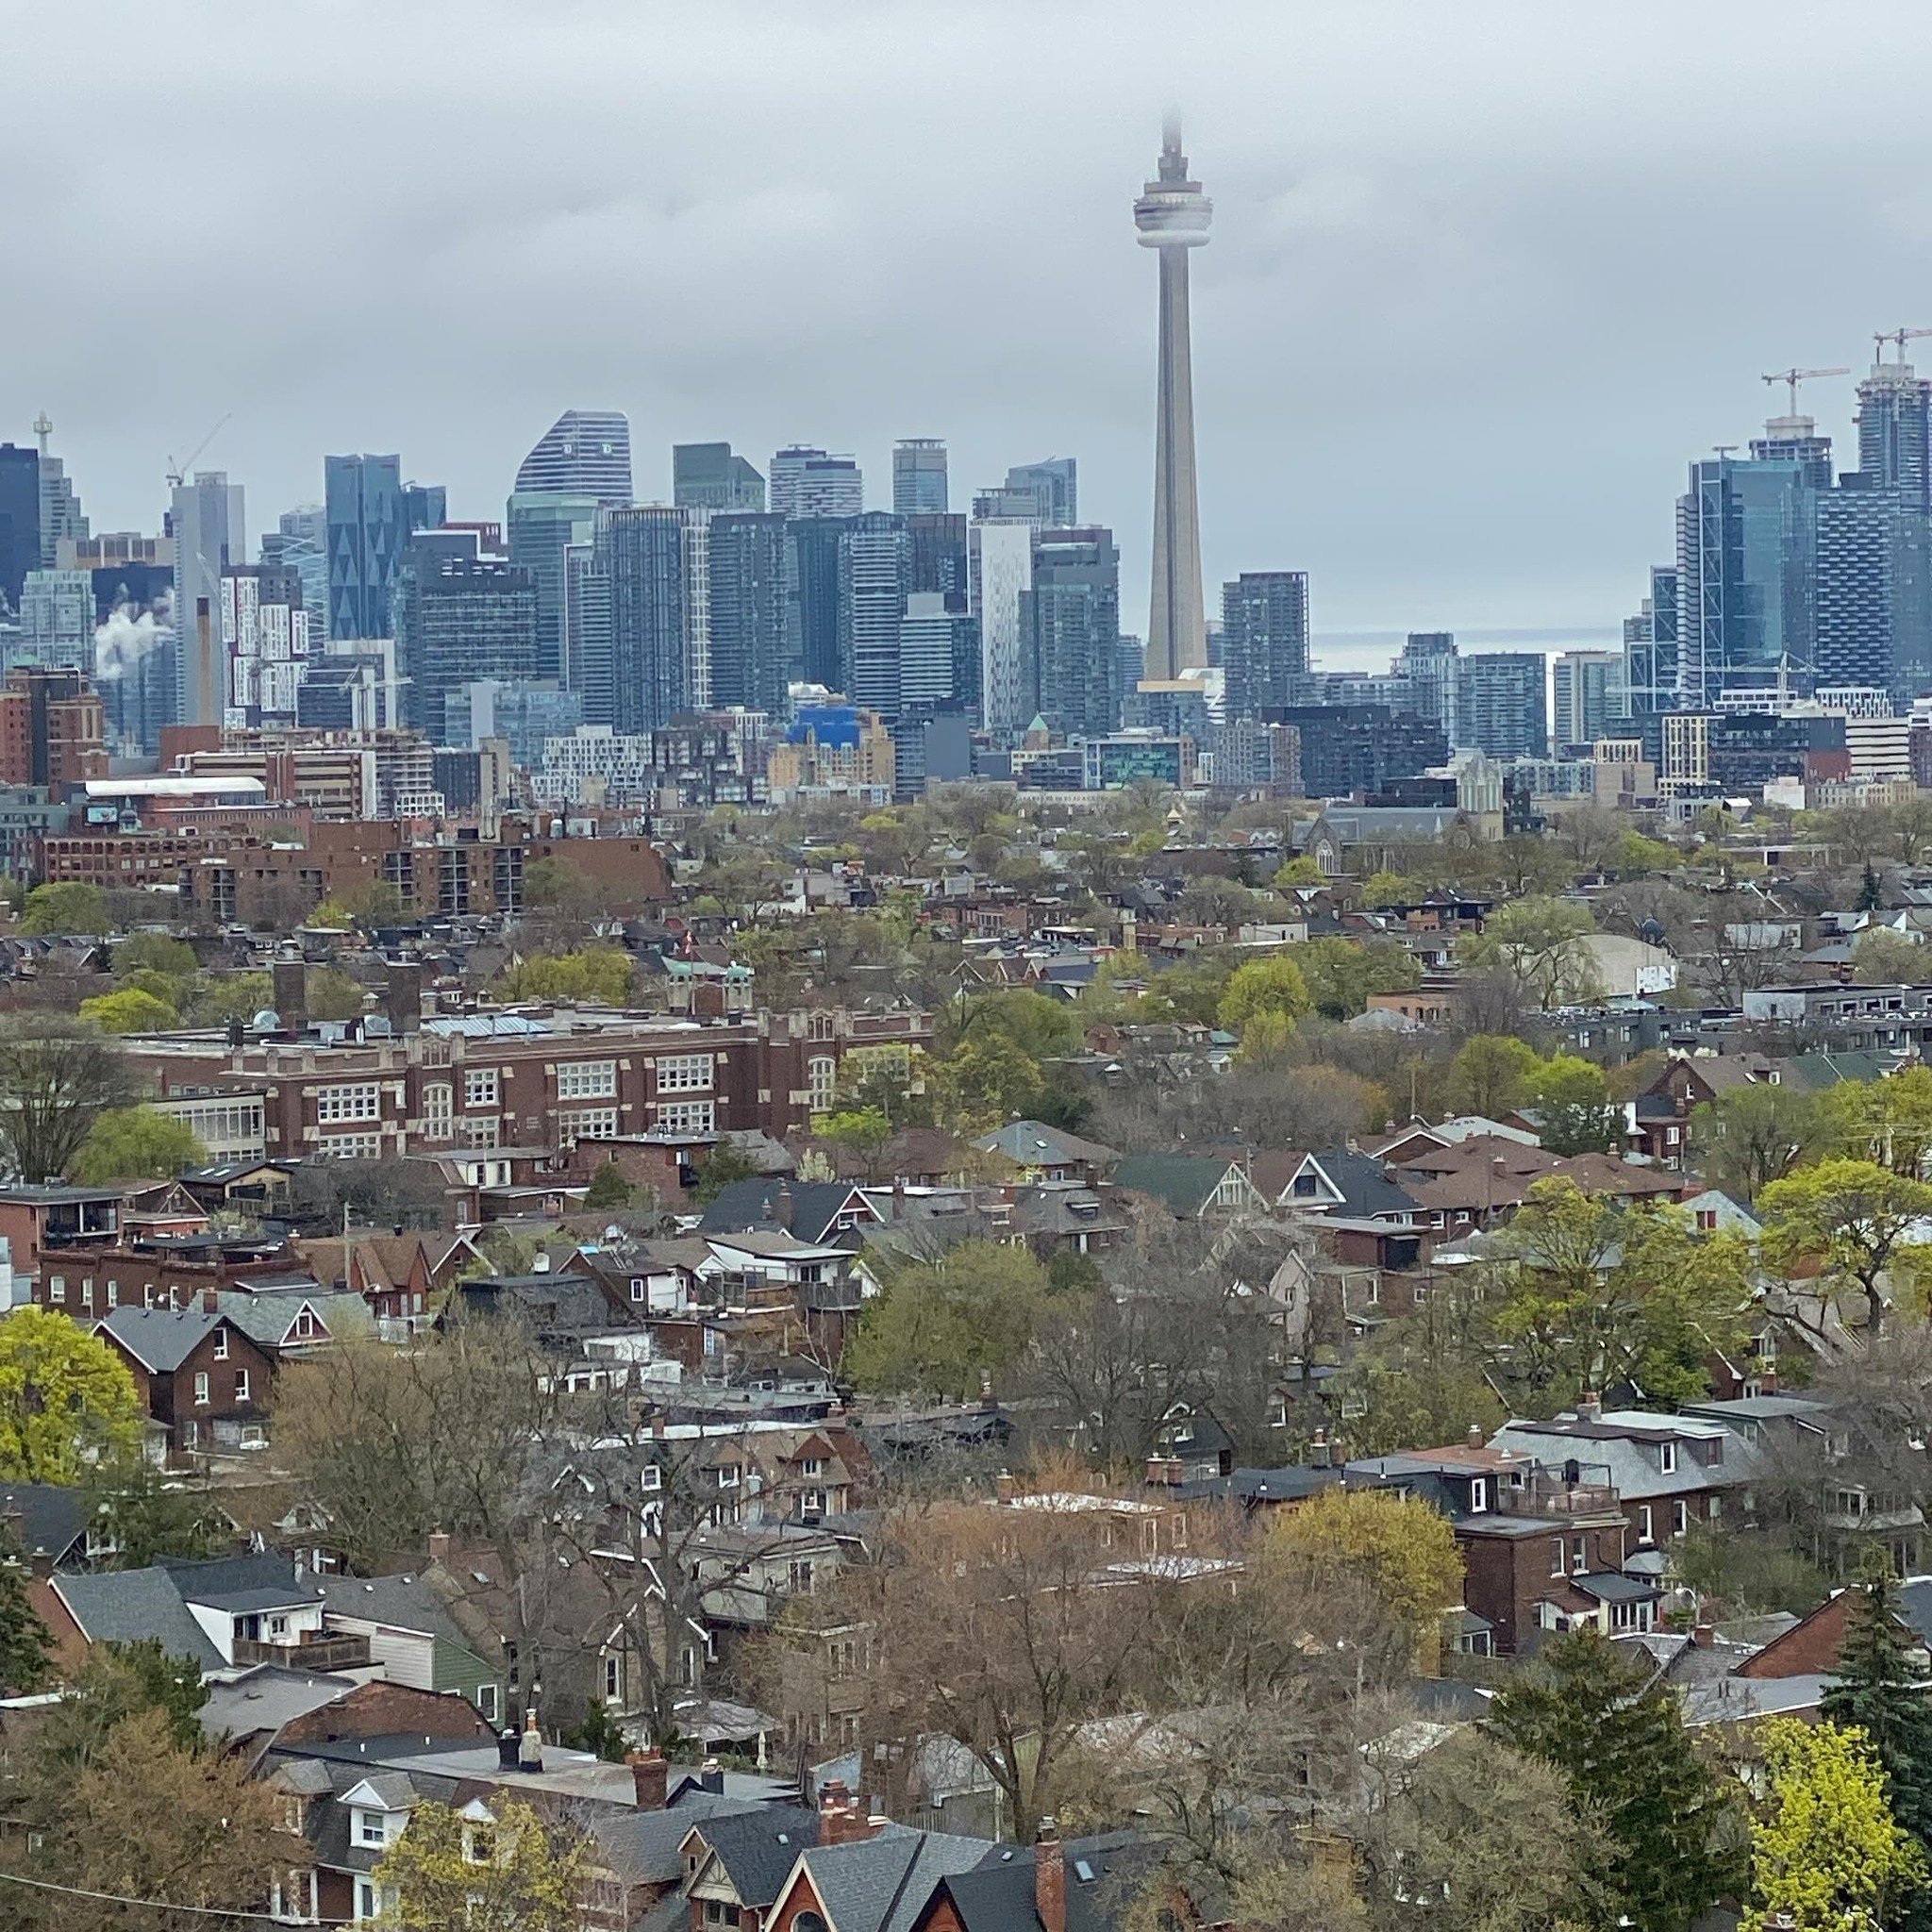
[252,1008,281,1031]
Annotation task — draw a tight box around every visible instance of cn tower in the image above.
[1134,116,1212,679]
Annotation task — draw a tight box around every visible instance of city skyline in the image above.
[8,4,1932,642]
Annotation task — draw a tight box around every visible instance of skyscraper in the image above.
[260,506,330,647]
[1622,565,1680,715]
[1675,453,1811,706]
[674,442,765,512]
[1024,526,1124,739]
[601,506,688,732]
[515,410,633,504]
[1134,118,1211,680]
[0,443,40,612]
[17,570,93,669]
[1393,632,1459,741]
[898,591,974,713]
[1004,458,1077,527]
[892,440,949,516]
[507,492,601,681]
[325,454,406,640]
[392,540,538,733]
[171,471,246,726]
[770,447,864,519]
[708,512,794,714]
[787,518,850,690]
[1456,653,1548,758]
[1857,355,1932,512]
[563,541,614,726]
[219,563,310,722]
[837,512,912,720]
[970,519,1033,739]
[33,415,86,568]
[1221,571,1308,721]
[1551,650,1625,750]
[907,512,968,599]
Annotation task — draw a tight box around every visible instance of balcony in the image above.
[1495,1471,1622,1520]
[233,1631,372,1673]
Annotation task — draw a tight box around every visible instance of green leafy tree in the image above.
[18,881,110,935]
[112,932,198,980]
[307,896,356,928]
[1444,1034,1542,1119]
[1330,1352,1507,1459]
[1822,1565,1932,1922]
[1758,1158,1932,1337]
[581,1160,638,1209]
[817,1107,895,1174]
[1491,1628,1745,1932]
[75,986,179,1034]
[1824,1065,1932,1181]
[345,877,409,927]
[1744,1718,1926,1932]
[1358,869,1415,908]
[1613,828,1676,876]
[1272,855,1325,890]
[1854,926,1928,986]
[306,964,368,1021]
[185,970,274,1027]
[1462,896,1606,1009]
[845,1241,1061,1397]
[70,1105,206,1183]
[1294,936,1421,1022]
[691,1140,763,1205]
[1525,1053,1619,1156]
[0,1307,144,1481]
[0,1524,50,1694]
[86,1461,237,1570]
[1217,955,1312,1032]
[1691,1082,1830,1205]
[1673,1523,1828,1618]
[928,1032,1047,1135]
[497,945,636,1006]
[372,1795,591,1932]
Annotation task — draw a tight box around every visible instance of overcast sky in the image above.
[6,1,1932,653]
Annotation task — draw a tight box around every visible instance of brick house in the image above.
[92,1306,275,1457]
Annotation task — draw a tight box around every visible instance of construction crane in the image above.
[1762,366,1848,414]
[1875,328,1932,364]
[165,413,231,491]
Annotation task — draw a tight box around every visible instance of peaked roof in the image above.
[699,1179,871,1242]
[974,1123,1121,1170]
[931,1832,1155,1932]
[94,1307,225,1373]
[52,1567,227,1672]
[788,1828,995,1932]
[1109,1155,1255,1218]
[689,1805,824,1906]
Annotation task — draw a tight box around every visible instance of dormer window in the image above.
[213,1329,229,1360]
[355,1808,396,1848]
[1467,1478,1488,1515]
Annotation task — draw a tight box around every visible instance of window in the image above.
[631,1276,647,1302]
[465,1824,496,1865]
[458,1115,500,1149]
[558,1059,617,1099]
[316,1083,380,1124]
[476,1683,498,1723]
[1467,1477,1488,1515]
[1571,1535,1588,1575]
[320,1131,383,1159]
[1694,1208,1718,1231]
[47,1276,64,1306]
[801,1489,826,1516]
[641,1463,662,1491]
[235,1369,251,1403]
[424,1082,453,1141]
[801,1457,824,1477]
[1708,1495,1722,1524]
[703,1903,739,1927]
[788,1557,816,1595]
[605,1654,623,1703]
[1673,1500,1689,1537]
[1639,1504,1654,1543]
[1659,1441,1678,1475]
[808,1055,838,1112]
[656,1053,714,1092]
[464,1067,500,1108]
[106,1280,118,1307]
[193,1373,210,1407]
[356,1810,391,1848]
[656,1099,715,1135]
[558,1107,619,1141]
[716,1463,741,1489]
[213,1329,228,1360]
[1550,1540,1565,1579]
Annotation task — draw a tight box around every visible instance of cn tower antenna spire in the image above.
[1134,115,1212,681]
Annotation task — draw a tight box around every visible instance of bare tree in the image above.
[0,1017,135,1183]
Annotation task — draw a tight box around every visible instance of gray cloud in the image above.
[6,0,1932,643]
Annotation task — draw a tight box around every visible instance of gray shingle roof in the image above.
[691,1805,823,1906]
[95,1307,223,1373]
[796,1829,996,1932]
[52,1568,226,1671]
[312,1571,471,1649]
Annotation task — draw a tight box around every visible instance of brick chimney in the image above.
[1309,1427,1333,1470]
[1576,1391,1603,1424]
[1466,1423,1484,1450]
[817,1778,878,1845]
[386,958,424,1037]
[627,1748,669,1810]
[773,1182,795,1232]
[272,956,306,1035]
[427,1529,451,1566]
[1034,1818,1066,1932]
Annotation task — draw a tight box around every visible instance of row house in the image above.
[93,1306,277,1457]
[31,1227,316,1322]
[125,1005,932,1165]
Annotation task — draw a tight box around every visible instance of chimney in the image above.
[817,1778,878,1846]
[1034,1819,1066,1932]
[1309,1427,1333,1470]
[1466,1424,1484,1450]
[697,1757,724,1794]
[1691,1620,1716,1648]
[272,957,306,1035]
[1576,1391,1603,1424]
[497,1726,521,1772]
[994,1470,1016,1504]
[627,1748,669,1811]
[518,1708,543,1771]
[773,1182,795,1232]
[386,958,424,1036]
[427,1529,450,1565]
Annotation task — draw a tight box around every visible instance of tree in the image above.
[1217,956,1312,1032]
[0,1308,143,1481]
[1744,1719,1926,1932]
[306,964,368,1021]
[1461,896,1606,1009]
[1822,1567,1932,1909]
[112,931,198,980]
[1524,1053,1619,1156]
[1329,1350,1506,1459]
[844,1241,1061,1397]
[69,1105,206,1183]
[184,970,274,1028]
[1491,1629,1744,1932]
[1260,1488,1463,1666]
[1443,1034,1542,1119]
[1824,1066,1932,1181]
[86,1460,236,1569]
[496,946,635,1006]
[927,1032,1048,1135]
[1294,937,1420,1022]
[17,881,109,935]
[0,1524,50,1694]
[1758,1158,1932,1337]
[1358,869,1415,908]
[816,1107,895,1176]
[580,1159,638,1209]
[372,1796,591,1932]
[1854,926,1928,987]
[1273,855,1325,890]
[1691,1082,1830,1205]
[3,1704,286,1932]
[1672,1523,1828,1618]
[75,986,178,1034]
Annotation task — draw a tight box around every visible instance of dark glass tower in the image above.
[1221,571,1309,721]
[1022,526,1124,739]
[325,454,407,639]
[601,507,688,732]
[0,443,41,611]
[708,512,795,714]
